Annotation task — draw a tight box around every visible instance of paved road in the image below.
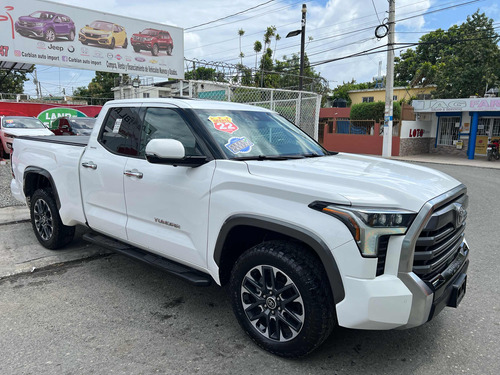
[0,162,499,375]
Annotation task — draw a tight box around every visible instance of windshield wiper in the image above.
[232,155,305,161]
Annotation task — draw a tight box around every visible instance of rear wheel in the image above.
[30,189,75,250]
[68,30,75,41]
[229,240,335,358]
[487,150,492,161]
[166,44,173,55]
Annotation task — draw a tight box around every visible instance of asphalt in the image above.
[0,153,498,280]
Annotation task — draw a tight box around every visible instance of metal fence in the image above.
[335,120,375,135]
[181,80,321,140]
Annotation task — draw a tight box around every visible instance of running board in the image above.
[83,232,212,286]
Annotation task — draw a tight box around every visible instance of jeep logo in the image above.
[48,44,63,52]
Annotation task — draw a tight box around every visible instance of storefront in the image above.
[412,97,500,159]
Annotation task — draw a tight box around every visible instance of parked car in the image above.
[131,28,173,56]
[51,117,96,136]
[11,99,470,357]
[15,11,75,42]
[0,116,53,159]
[79,21,127,49]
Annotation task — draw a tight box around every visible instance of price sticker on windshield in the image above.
[208,116,239,134]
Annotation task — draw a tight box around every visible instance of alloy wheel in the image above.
[33,198,54,241]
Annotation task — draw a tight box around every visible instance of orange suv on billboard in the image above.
[79,20,127,49]
[131,28,173,56]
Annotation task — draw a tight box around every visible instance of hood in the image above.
[3,128,54,137]
[81,27,109,35]
[245,153,461,212]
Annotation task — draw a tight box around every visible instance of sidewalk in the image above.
[391,153,500,169]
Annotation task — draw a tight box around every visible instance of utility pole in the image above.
[299,4,307,91]
[382,0,395,157]
[34,68,40,99]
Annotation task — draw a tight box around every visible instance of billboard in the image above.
[0,0,184,79]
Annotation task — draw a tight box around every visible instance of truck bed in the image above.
[17,135,90,147]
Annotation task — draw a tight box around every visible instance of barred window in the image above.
[437,117,460,146]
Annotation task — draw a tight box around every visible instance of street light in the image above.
[286,4,307,91]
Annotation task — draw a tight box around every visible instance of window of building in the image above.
[143,93,150,98]
[437,116,460,146]
[417,94,432,100]
[99,107,142,156]
[362,97,374,103]
[393,95,398,101]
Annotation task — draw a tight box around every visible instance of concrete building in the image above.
[348,85,435,105]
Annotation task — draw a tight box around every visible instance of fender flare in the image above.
[23,166,61,209]
[214,214,345,304]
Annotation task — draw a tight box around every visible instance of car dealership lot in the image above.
[0,161,498,374]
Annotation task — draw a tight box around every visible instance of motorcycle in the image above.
[487,139,500,161]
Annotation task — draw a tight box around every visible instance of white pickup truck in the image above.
[11,98,469,357]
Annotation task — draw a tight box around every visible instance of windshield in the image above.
[193,109,327,159]
[29,12,55,20]
[68,118,96,130]
[90,21,112,31]
[141,29,158,36]
[2,117,46,129]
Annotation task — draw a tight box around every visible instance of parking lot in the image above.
[0,160,499,374]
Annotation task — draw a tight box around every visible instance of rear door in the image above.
[123,105,215,268]
[80,105,142,240]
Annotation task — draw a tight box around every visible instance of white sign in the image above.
[0,0,184,78]
[412,98,500,113]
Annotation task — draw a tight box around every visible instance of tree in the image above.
[330,80,376,106]
[253,41,262,69]
[238,28,245,65]
[73,71,125,103]
[0,67,33,94]
[394,11,500,98]
[184,66,226,82]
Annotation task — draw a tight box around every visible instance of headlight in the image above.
[101,33,111,38]
[4,133,16,138]
[310,202,416,257]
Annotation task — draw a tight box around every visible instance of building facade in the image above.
[348,86,435,105]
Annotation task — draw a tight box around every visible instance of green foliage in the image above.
[350,101,401,122]
[394,11,500,98]
[73,71,126,102]
[330,80,376,106]
[0,66,33,93]
[184,67,226,82]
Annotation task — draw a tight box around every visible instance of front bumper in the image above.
[15,25,44,38]
[79,34,112,46]
[131,41,153,50]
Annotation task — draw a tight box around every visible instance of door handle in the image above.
[124,170,143,179]
[81,161,97,170]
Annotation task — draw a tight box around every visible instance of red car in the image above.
[51,117,96,136]
[131,28,173,56]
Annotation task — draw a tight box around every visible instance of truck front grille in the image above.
[413,193,468,283]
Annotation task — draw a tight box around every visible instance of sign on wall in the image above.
[0,0,184,79]
[413,98,500,113]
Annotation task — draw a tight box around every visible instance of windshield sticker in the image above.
[112,118,123,133]
[5,119,13,123]
[208,116,239,134]
[225,137,254,154]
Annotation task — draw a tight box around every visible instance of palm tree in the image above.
[253,40,262,70]
[238,28,245,65]
[273,33,281,60]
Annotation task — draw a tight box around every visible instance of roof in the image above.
[105,98,273,112]
[319,107,351,118]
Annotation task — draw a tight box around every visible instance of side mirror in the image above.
[145,139,207,167]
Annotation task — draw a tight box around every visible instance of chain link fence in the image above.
[182,80,321,140]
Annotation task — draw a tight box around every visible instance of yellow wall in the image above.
[348,86,435,105]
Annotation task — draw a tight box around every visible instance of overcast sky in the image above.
[23,0,500,97]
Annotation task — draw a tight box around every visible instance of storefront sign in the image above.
[38,107,87,128]
[413,98,500,113]
[0,0,184,79]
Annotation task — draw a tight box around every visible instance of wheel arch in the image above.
[23,166,61,209]
[214,214,345,304]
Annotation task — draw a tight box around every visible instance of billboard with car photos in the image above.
[0,0,184,79]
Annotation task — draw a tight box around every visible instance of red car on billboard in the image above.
[131,28,173,56]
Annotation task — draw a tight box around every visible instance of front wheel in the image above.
[68,30,75,41]
[30,189,75,250]
[487,150,492,161]
[108,38,115,49]
[229,240,335,358]
[44,28,56,42]
[122,38,128,49]
[151,43,159,56]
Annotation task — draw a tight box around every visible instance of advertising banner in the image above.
[412,98,500,113]
[0,0,184,78]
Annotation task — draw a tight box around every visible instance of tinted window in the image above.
[141,108,201,156]
[100,107,142,156]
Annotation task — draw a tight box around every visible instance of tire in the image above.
[133,45,141,53]
[122,38,128,49]
[44,28,56,42]
[166,44,173,56]
[229,240,335,358]
[487,150,492,161]
[0,146,7,159]
[82,40,88,45]
[152,43,159,56]
[30,189,75,250]
[68,30,75,41]
[108,38,115,49]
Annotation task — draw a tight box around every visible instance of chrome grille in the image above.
[413,193,468,283]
